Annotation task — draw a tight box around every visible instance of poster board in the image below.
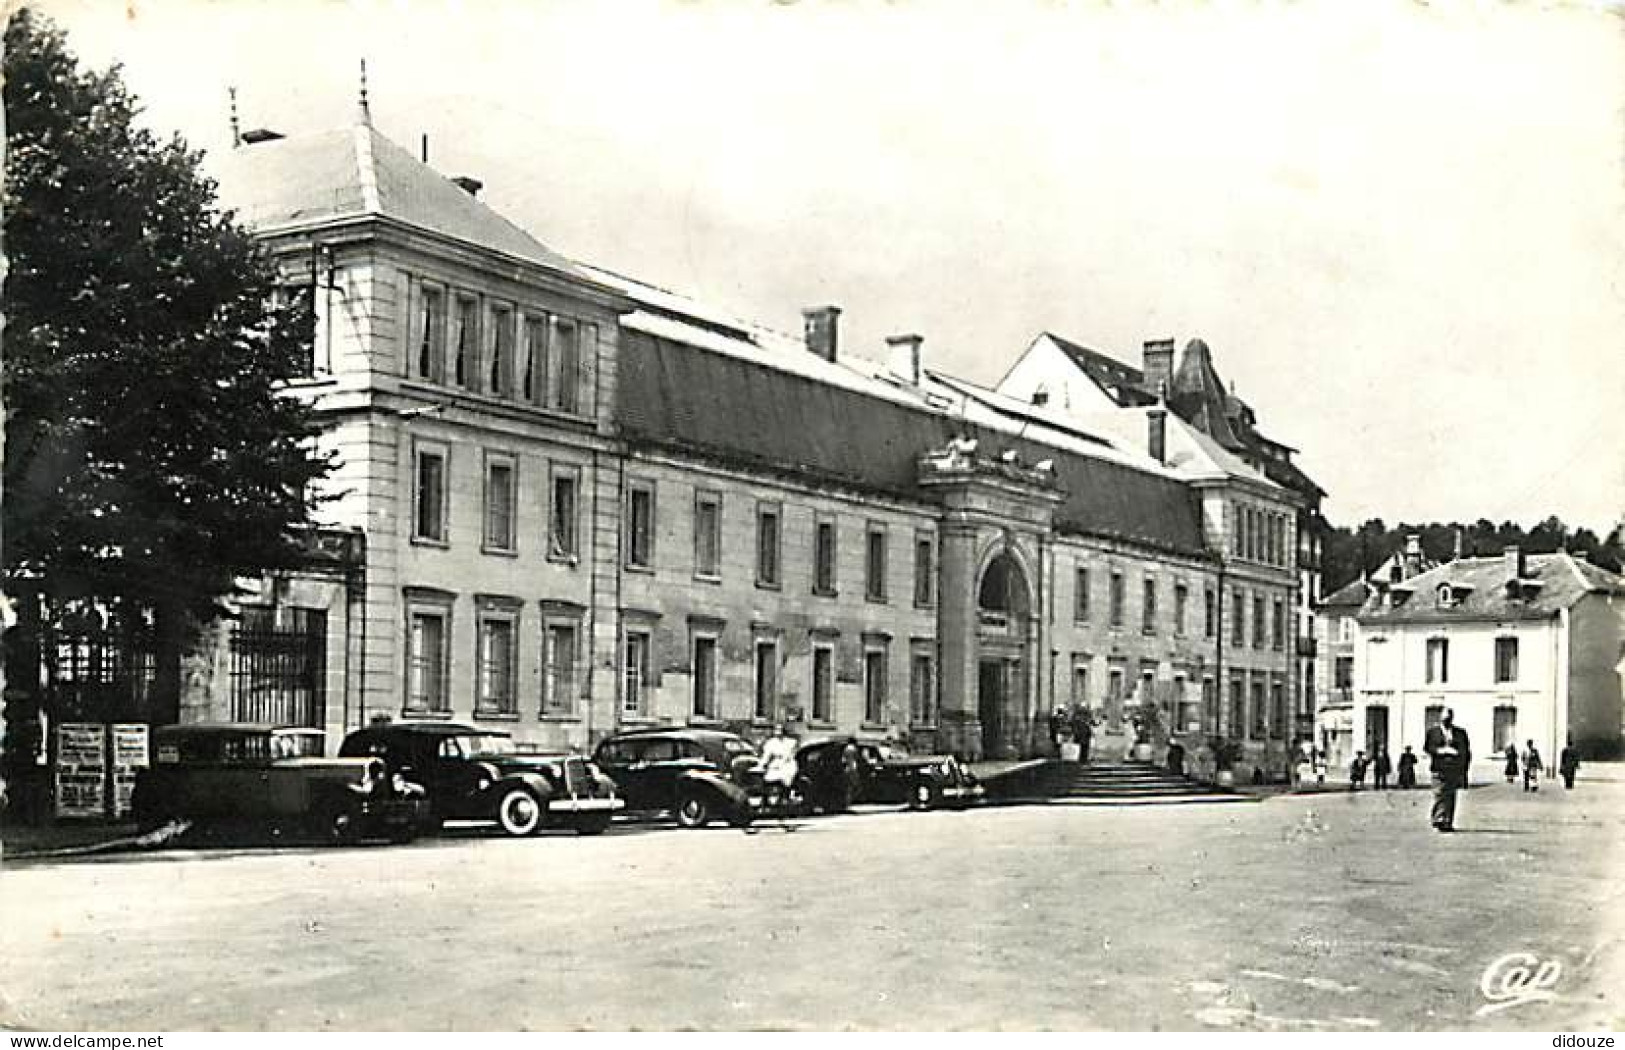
[54,722,108,819]
[110,723,151,818]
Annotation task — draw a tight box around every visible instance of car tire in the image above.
[495,787,544,837]
[674,793,711,829]
[321,807,359,844]
[908,782,939,811]
[573,813,612,836]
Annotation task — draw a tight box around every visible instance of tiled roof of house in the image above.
[1319,578,1370,611]
[618,332,1212,557]
[210,125,583,276]
[1357,553,1625,625]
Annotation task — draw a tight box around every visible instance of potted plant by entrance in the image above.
[1209,736,1243,789]
[1129,703,1163,763]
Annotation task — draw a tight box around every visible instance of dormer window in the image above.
[1436,583,1455,608]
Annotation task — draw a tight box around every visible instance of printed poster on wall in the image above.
[54,722,107,819]
[110,723,151,819]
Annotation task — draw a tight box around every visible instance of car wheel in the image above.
[496,788,544,837]
[573,813,612,836]
[675,793,711,828]
[321,807,359,844]
[909,782,939,810]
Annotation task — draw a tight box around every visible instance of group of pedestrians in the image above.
[1344,745,1419,790]
[1502,740,1581,791]
[1047,705,1095,762]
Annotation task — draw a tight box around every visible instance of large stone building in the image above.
[194,106,1317,779]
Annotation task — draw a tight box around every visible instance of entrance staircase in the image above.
[982,759,1255,806]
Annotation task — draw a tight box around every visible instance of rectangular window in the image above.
[1494,637,1519,684]
[863,646,888,724]
[1174,584,1189,637]
[542,622,578,716]
[550,318,580,414]
[866,525,888,602]
[1106,667,1125,729]
[1109,572,1125,627]
[910,651,936,726]
[1071,662,1090,707]
[1271,681,1286,739]
[813,520,838,595]
[1493,705,1517,751]
[1074,566,1090,623]
[488,304,514,397]
[1177,677,1199,733]
[476,613,517,717]
[451,295,478,388]
[521,315,547,404]
[483,455,516,553]
[549,466,579,560]
[1271,599,1285,651]
[1426,637,1450,684]
[694,492,722,579]
[627,483,655,569]
[406,608,449,714]
[414,445,447,544]
[914,534,935,608]
[1424,704,1444,731]
[756,504,781,587]
[811,644,834,723]
[415,284,446,382]
[1142,578,1158,634]
[754,639,778,721]
[1204,588,1216,638]
[623,631,650,715]
[1252,594,1265,648]
[1334,655,1354,690]
[1229,679,1245,738]
[692,634,719,720]
[1232,591,1245,646]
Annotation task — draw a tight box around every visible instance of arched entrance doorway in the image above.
[976,549,1033,759]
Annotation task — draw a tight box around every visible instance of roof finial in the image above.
[228,86,241,147]
[358,57,371,125]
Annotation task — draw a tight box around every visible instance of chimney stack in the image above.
[886,333,923,386]
[1147,406,1167,465]
[1142,338,1175,398]
[802,305,841,362]
[450,175,483,197]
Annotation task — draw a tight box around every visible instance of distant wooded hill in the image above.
[1321,517,1624,593]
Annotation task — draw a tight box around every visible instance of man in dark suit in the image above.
[1423,708,1472,831]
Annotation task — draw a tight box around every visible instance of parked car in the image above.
[797,737,983,812]
[338,722,623,837]
[592,727,762,828]
[131,723,428,844]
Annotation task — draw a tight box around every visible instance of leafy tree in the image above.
[3,9,332,719]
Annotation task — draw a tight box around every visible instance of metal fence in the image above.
[228,609,327,728]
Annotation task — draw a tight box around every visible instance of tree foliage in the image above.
[1322,515,1624,591]
[2,8,332,619]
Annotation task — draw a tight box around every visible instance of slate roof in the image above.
[1043,332,1158,407]
[1319,577,1370,611]
[210,125,583,277]
[1357,553,1625,626]
[618,333,1212,558]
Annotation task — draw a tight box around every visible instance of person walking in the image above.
[1424,708,1472,832]
[1397,745,1418,789]
[1374,749,1392,790]
[1314,749,1328,786]
[1072,707,1094,765]
[1349,751,1368,791]
[1521,740,1543,793]
[1503,744,1519,785]
[1559,742,1580,790]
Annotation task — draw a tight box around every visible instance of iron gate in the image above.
[228,608,327,728]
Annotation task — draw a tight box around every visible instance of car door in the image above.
[429,735,492,819]
[596,739,655,812]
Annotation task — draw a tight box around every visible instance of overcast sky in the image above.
[32,0,1625,534]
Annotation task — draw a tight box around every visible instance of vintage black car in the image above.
[796,737,983,812]
[130,723,428,844]
[592,727,761,828]
[338,722,622,837]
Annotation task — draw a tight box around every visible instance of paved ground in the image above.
[2,777,1621,1031]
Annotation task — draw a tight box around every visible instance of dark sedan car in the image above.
[797,737,983,812]
[339,723,622,837]
[592,727,761,828]
[131,723,428,844]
